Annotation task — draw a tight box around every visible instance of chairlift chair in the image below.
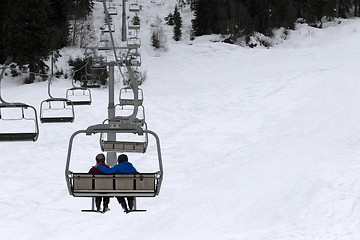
[97,39,111,49]
[100,121,148,153]
[65,124,163,211]
[128,29,138,37]
[129,3,140,12]
[114,104,145,127]
[0,103,39,142]
[100,32,110,43]
[127,37,141,49]
[80,74,102,88]
[108,6,117,15]
[91,56,107,69]
[123,71,143,87]
[119,87,144,106]
[66,87,92,105]
[40,98,75,123]
[128,21,140,30]
[125,52,141,67]
[101,24,115,33]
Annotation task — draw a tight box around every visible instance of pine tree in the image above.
[173,6,182,41]
[165,12,174,25]
[5,0,51,83]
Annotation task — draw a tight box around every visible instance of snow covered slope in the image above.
[1,0,360,239]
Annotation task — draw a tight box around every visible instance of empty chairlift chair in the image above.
[119,87,144,106]
[100,125,148,153]
[129,3,140,12]
[100,24,115,33]
[125,51,141,67]
[0,103,39,141]
[91,56,107,69]
[123,71,144,87]
[128,21,140,30]
[80,74,102,88]
[114,104,146,127]
[127,37,141,49]
[40,98,75,123]
[66,87,92,106]
[108,6,117,15]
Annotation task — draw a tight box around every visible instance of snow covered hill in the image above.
[1,0,360,239]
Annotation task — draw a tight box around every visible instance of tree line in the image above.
[0,0,94,83]
[191,0,360,41]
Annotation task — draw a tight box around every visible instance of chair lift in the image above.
[100,24,115,33]
[66,87,92,106]
[128,29,138,38]
[127,37,141,49]
[123,70,144,87]
[66,62,92,105]
[108,6,117,15]
[65,124,163,212]
[129,3,140,12]
[125,50,141,67]
[119,87,144,106]
[128,21,140,30]
[39,75,75,123]
[78,56,107,88]
[100,103,147,151]
[114,104,146,127]
[91,56,107,69]
[80,74,102,88]
[0,103,39,142]
[100,32,110,43]
[100,120,148,153]
[0,58,40,141]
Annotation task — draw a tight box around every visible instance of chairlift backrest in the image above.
[66,87,92,106]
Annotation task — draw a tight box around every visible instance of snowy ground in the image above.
[1,0,360,239]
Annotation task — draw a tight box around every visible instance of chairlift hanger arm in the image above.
[143,129,163,195]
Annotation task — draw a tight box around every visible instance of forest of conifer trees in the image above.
[0,0,94,83]
[1,0,360,82]
[191,0,360,40]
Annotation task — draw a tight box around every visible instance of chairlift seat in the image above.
[41,116,74,123]
[71,173,158,197]
[128,23,140,30]
[114,118,144,127]
[80,82,101,88]
[101,140,147,153]
[0,132,38,142]
[120,99,143,106]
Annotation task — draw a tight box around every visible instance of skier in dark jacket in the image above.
[96,154,137,213]
[89,153,110,212]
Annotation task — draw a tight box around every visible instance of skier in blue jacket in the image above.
[96,154,137,213]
